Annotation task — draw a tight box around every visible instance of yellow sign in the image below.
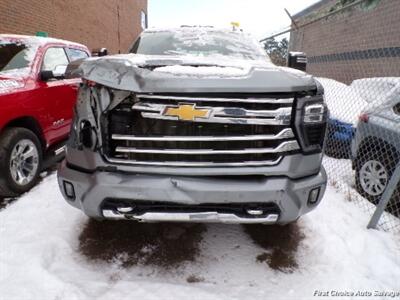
[163,104,211,121]
[231,22,240,28]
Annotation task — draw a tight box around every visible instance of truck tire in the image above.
[0,128,42,197]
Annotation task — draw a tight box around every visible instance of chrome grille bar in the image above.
[132,103,292,117]
[115,141,300,155]
[112,128,295,142]
[137,94,294,104]
[107,157,283,167]
[141,113,290,125]
[132,103,292,125]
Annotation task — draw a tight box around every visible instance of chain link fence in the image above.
[321,76,400,232]
[265,0,400,232]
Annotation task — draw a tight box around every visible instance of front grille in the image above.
[104,93,301,166]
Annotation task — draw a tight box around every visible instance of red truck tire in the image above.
[0,128,43,197]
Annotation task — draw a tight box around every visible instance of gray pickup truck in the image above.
[57,27,328,224]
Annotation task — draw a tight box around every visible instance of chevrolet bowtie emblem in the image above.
[163,103,211,121]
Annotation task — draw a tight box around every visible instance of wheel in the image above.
[355,147,397,204]
[0,128,42,197]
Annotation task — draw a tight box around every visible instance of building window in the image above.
[141,10,147,29]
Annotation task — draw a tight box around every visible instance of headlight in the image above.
[304,103,325,123]
[294,93,328,154]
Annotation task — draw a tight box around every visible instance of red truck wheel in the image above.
[0,128,42,197]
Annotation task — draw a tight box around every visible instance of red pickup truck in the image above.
[0,34,90,196]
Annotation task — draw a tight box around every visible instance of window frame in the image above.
[141,10,147,30]
[0,41,36,73]
[40,46,70,74]
[65,47,89,63]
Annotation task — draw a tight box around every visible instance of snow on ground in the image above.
[323,157,400,231]
[1,174,399,300]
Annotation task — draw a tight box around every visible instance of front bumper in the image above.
[57,160,327,224]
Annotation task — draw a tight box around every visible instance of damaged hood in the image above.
[78,54,316,93]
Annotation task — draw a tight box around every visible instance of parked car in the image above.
[325,118,354,159]
[317,78,363,159]
[352,97,400,204]
[0,34,90,196]
[58,27,328,225]
[323,77,400,160]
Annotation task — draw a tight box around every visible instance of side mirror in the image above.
[53,65,67,77]
[65,59,85,79]
[92,48,108,57]
[41,65,67,81]
[287,52,307,71]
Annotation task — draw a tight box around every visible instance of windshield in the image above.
[0,41,37,74]
[130,29,269,61]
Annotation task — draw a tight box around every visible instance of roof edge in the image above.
[292,0,332,19]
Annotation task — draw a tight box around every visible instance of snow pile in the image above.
[0,34,85,50]
[153,65,250,78]
[83,53,256,69]
[351,77,400,104]
[0,75,25,94]
[316,77,366,124]
[317,77,400,124]
[0,68,31,78]
[1,174,399,300]
[323,156,400,231]
[350,77,400,114]
[0,79,23,90]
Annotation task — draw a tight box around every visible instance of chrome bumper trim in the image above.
[106,157,282,167]
[102,210,280,224]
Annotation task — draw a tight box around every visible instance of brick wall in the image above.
[289,0,400,83]
[0,0,147,54]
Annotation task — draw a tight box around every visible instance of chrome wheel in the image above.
[359,160,388,196]
[9,139,39,186]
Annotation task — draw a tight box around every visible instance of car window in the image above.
[42,47,69,72]
[0,41,37,74]
[65,48,89,62]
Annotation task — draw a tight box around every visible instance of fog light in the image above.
[308,187,320,205]
[117,206,135,213]
[63,181,75,200]
[246,209,264,216]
